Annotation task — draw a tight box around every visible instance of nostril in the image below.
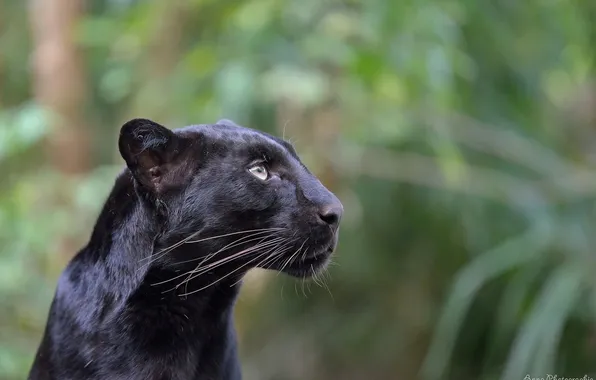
[319,211,338,226]
[318,205,342,226]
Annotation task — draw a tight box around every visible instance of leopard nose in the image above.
[318,202,343,228]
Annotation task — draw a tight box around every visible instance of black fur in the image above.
[28,119,343,380]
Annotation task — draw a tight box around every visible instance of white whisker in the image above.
[277,239,308,275]
[150,234,282,287]
[173,238,286,292]
[139,227,284,271]
[178,239,288,297]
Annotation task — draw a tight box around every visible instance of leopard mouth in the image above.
[283,246,334,278]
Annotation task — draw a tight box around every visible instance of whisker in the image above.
[258,240,295,270]
[277,239,308,275]
[178,240,288,297]
[175,232,280,266]
[187,231,281,273]
[300,247,309,262]
[150,234,281,287]
[140,227,284,268]
[301,279,307,298]
[176,238,281,293]
[228,242,291,288]
[311,265,322,287]
[258,231,299,273]
[176,239,283,297]
[185,228,284,244]
[251,242,291,270]
[319,268,334,300]
[173,238,284,291]
[142,228,283,271]
[174,238,286,292]
[185,237,285,277]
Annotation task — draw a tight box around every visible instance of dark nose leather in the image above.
[318,203,343,228]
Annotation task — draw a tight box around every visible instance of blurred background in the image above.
[2,0,596,379]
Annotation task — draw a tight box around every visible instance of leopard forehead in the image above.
[174,122,300,163]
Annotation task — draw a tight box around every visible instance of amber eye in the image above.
[248,165,269,180]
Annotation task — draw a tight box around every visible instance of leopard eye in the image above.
[248,165,269,181]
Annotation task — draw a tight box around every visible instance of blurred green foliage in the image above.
[1,0,596,379]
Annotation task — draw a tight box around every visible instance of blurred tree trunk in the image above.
[29,0,90,259]
[127,2,189,123]
[118,2,189,163]
[29,0,90,174]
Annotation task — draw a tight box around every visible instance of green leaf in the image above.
[421,222,553,380]
[501,264,585,380]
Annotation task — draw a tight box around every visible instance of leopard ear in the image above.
[118,118,179,192]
